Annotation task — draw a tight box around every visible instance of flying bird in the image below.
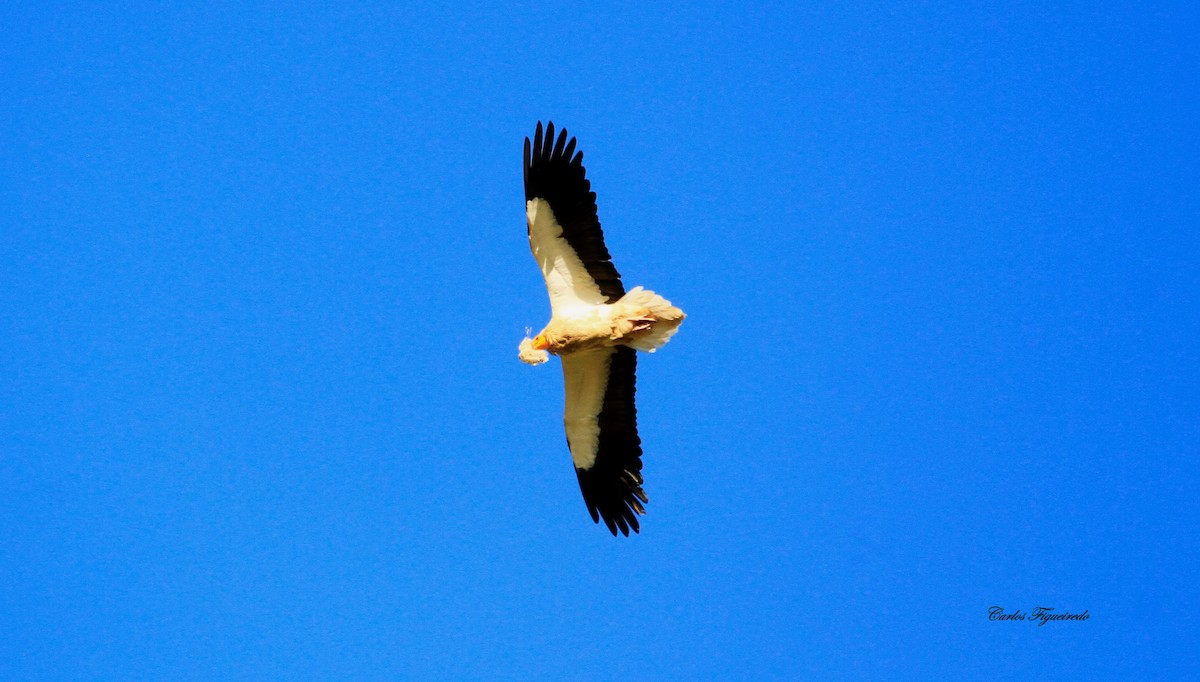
[518,122,686,536]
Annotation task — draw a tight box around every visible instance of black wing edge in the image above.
[574,346,647,536]
[524,121,625,303]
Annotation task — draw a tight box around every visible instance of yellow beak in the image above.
[532,336,549,350]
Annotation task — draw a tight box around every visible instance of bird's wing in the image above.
[561,346,647,536]
[524,121,625,315]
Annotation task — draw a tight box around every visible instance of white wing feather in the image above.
[560,348,611,470]
[527,198,607,315]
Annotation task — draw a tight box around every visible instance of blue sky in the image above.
[3,2,1197,679]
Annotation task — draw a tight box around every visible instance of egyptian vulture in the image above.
[518,122,685,536]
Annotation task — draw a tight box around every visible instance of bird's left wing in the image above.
[524,121,625,315]
[561,346,647,536]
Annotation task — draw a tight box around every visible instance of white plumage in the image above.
[518,121,685,536]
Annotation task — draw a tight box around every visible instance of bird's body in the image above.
[519,121,685,536]
[519,286,683,360]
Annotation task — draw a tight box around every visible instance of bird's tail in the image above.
[619,286,686,352]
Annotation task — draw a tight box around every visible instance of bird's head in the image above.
[518,333,550,366]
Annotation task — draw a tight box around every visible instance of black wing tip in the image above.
[577,467,647,537]
[594,503,644,537]
[607,501,645,537]
[524,120,585,194]
[529,120,577,164]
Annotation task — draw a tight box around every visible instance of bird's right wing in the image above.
[561,346,646,536]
